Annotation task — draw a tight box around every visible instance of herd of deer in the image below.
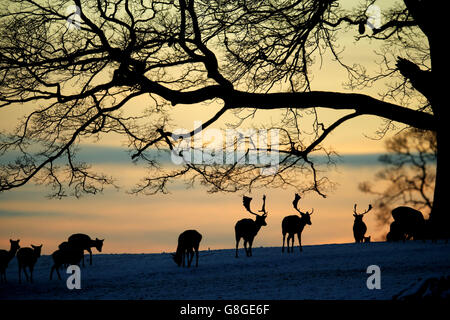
[0,234,104,283]
[170,193,315,268]
[0,195,440,283]
[172,194,438,268]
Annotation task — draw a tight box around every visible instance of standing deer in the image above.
[172,230,202,268]
[353,204,372,243]
[282,193,314,253]
[67,233,104,266]
[17,244,42,283]
[0,239,20,283]
[50,243,84,280]
[235,195,268,258]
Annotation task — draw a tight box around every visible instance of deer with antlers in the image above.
[235,195,268,258]
[353,204,372,243]
[282,194,314,253]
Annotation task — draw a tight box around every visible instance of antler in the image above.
[243,195,268,216]
[363,204,372,215]
[258,195,267,216]
[354,204,372,215]
[243,196,258,216]
[293,193,301,214]
[293,193,314,215]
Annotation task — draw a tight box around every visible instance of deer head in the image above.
[94,238,104,252]
[10,239,20,252]
[31,244,43,257]
[243,195,268,226]
[171,253,182,266]
[353,204,372,222]
[293,193,314,225]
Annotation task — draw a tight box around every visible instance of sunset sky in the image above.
[0,0,413,254]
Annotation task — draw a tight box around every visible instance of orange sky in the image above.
[0,0,414,254]
[0,161,391,254]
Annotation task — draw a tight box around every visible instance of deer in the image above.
[235,195,268,258]
[282,193,314,253]
[50,243,84,280]
[17,244,42,283]
[66,233,104,266]
[58,241,69,250]
[172,230,202,268]
[386,220,406,242]
[0,239,20,283]
[353,204,372,243]
[391,206,426,241]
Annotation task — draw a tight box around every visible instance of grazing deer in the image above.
[50,244,84,280]
[0,239,20,283]
[58,241,69,250]
[282,193,314,253]
[235,195,268,258]
[17,244,42,283]
[386,220,406,242]
[172,230,202,268]
[391,206,426,241]
[67,233,104,266]
[353,204,372,243]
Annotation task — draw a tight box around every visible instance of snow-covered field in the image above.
[1,241,449,300]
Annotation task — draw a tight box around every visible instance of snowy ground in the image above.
[1,241,449,300]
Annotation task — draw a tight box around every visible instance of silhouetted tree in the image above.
[0,1,447,235]
[359,129,436,227]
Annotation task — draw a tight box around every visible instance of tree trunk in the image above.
[429,127,448,239]
[428,30,449,239]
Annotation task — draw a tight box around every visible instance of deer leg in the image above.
[188,250,193,267]
[30,266,34,283]
[290,235,295,253]
[235,237,240,258]
[287,235,291,252]
[56,265,62,280]
[282,233,286,252]
[248,239,254,257]
[88,248,93,265]
[244,241,249,257]
[298,233,302,252]
[23,266,29,282]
